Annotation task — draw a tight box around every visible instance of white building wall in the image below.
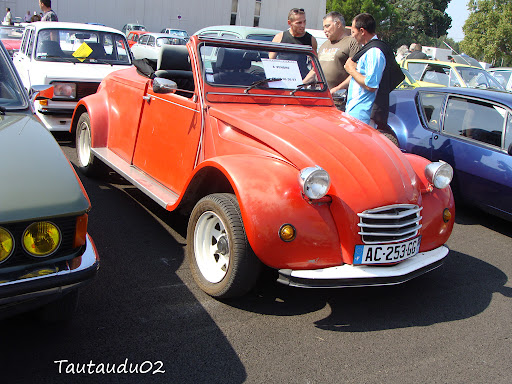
[3,0,326,35]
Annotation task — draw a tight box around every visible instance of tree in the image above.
[327,0,452,50]
[460,0,512,66]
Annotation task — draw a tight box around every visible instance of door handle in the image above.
[142,95,151,102]
[433,134,438,140]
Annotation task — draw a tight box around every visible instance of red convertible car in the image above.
[71,36,455,298]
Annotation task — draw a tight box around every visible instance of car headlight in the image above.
[52,82,76,99]
[0,227,14,263]
[425,161,453,189]
[23,222,61,257]
[298,166,331,199]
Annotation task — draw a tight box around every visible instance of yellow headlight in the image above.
[23,222,61,257]
[0,227,14,263]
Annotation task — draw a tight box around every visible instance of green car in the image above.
[0,41,99,321]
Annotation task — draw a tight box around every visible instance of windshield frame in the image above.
[198,40,327,94]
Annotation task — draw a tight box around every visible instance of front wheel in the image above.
[76,112,105,177]
[187,193,261,298]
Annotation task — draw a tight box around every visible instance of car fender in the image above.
[404,153,455,251]
[185,155,343,270]
[70,92,109,148]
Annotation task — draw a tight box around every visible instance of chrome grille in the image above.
[357,204,422,244]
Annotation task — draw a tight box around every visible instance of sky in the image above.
[446,0,471,42]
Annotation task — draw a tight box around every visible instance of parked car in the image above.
[126,30,147,48]
[401,59,504,90]
[194,25,280,41]
[160,28,189,40]
[13,22,132,131]
[71,36,455,298]
[131,32,187,62]
[0,40,99,321]
[0,25,23,57]
[121,23,146,35]
[398,67,440,89]
[487,67,512,92]
[385,86,512,220]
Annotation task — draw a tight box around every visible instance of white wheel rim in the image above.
[194,210,230,284]
[77,121,91,167]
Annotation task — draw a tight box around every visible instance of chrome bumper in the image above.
[0,234,99,307]
[277,245,448,288]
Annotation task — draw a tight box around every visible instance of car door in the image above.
[12,27,34,91]
[433,94,512,215]
[132,79,201,194]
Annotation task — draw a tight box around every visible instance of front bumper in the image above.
[0,234,99,315]
[277,245,448,288]
[35,109,74,132]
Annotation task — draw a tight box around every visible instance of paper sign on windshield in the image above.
[261,59,303,88]
[73,43,93,62]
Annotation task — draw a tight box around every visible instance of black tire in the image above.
[75,112,105,177]
[187,193,261,298]
[37,291,79,323]
[379,130,400,147]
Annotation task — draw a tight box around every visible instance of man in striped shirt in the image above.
[343,13,385,125]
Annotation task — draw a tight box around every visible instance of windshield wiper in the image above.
[244,78,282,94]
[290,80,326,95]
[37,55,77,63]
[73,57,114,66]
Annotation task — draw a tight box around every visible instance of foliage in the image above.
[460,0,512,66]
[326,0,452,51]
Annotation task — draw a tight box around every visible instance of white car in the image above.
[131,32,187,62]
[13,22,132,132]
[488,67,512,92]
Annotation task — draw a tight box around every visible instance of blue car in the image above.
[384,87,512,220]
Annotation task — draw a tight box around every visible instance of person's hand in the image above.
[344,58,357,75]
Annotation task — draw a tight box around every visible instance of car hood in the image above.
[209,104,420,211]
[0,113,90,222]
[28,61,132,83]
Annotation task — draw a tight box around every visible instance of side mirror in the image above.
[31,85,54,101]
[153,77,177,94]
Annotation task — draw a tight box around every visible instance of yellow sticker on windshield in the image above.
[73,42,93,62]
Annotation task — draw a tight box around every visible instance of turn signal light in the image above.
[279,224,296,242]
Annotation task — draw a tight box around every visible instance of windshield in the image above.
[200,44,325,91]
[457,67,504,90]
[168,30,188,38]
[0,26,23,40]
[156,37,187,47]
[0,45,28,109]
[132,25,146,31]
[35,28,131,65]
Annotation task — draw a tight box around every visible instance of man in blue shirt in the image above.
[343,13,384,125]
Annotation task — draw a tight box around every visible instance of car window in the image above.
[34,28,131,64]
[20,29,28,53]
[139,35,149,45]
[406,63,427,80]
[456,67,504,90]
[418,92,445,131]
[0,45,28,109]
[246,34,276,42]
[490,71,510,88]
[422,66,450,86]
[448,69,462,87]
[443,96,506,148]
[200,44,325,91]
[148,36,155,47]
[505,113,512,153]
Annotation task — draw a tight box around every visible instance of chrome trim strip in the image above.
[150,94,200,113]
[358,216,423,228]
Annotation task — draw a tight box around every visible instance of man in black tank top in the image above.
[270,8,318,77]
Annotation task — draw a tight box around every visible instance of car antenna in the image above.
[442,41,471,66]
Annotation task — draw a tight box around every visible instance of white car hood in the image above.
[29,61,132,84]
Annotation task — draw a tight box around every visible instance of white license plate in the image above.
[353,236,421,265]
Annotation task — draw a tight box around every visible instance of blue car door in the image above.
[432,94,512,217]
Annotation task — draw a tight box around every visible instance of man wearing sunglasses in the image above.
[270,8,317,76]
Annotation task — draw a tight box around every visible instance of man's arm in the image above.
[311,36,318,54]
[268,32,283,59]
[344,58,377,92]
[330,75,352,94]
